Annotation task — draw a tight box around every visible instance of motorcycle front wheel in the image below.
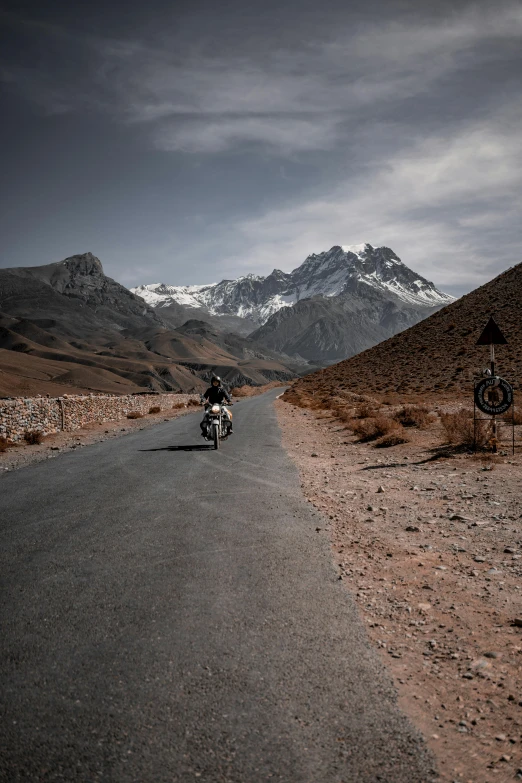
[213,422,219,450]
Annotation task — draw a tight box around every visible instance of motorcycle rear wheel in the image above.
[213,422,219,450]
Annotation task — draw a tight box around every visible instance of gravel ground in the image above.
[276,398,522,783]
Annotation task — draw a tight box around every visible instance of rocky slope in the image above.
[289,262,522,399]
[250,284,441,363]
[0,254,299,397]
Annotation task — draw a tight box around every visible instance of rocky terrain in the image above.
[0,253,300,397]
[134,244,453,363]
[290,262,522,399]
[276,395,522,783]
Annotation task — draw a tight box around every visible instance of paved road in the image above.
[0,390,435,783]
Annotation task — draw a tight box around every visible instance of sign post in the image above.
[475,317,513,453]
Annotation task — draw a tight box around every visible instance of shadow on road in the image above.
[139,444,215,452]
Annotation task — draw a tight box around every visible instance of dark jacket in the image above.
[203,385,231,405]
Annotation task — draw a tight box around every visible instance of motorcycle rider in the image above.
[200,376,233,437]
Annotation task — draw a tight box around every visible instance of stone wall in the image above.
[0,393,200,442]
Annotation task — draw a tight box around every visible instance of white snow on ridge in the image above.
[132,282,217,310]
[341,243,369,255]
[131,243,455,325]
[359,274,454,306]
[258,293,297,321]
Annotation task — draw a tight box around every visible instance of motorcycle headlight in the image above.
[211,404,221,413]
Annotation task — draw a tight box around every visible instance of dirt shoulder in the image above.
[275,398,522,783]
[0,403,201,474]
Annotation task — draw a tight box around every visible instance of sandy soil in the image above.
[0,403,202,474]
[275,398,522,783]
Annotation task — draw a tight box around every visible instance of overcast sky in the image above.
[1,0,521,296]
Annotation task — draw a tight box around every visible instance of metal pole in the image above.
[490,342,497,453]
[473,379,477,452]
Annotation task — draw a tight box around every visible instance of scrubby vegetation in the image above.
[148,406,161,414]
[127,411,144,419]
[350,415,401,443]
[393,405,435,429]
[374,430,410,448]
[0,436,9,452]
[283,381,520,454]
[440,410,491,448]
[353,401,378,419]
[23,431,44,445]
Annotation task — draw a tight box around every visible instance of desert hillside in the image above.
[289,262,522,401]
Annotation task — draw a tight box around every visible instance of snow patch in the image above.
[341,243,370,255]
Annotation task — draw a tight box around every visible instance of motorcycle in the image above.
[201,399,233,449]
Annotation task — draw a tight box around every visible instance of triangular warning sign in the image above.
[476,316,508,345]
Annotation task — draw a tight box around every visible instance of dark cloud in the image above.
[1,0,521,294]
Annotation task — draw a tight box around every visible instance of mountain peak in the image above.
[132,243,454,325]
[60,252,104,276]
[339,243,371,255]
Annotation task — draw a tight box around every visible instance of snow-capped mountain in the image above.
[132,244,454,326]
[133,271,295,324]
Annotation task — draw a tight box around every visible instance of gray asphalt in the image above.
[0,390,436,783]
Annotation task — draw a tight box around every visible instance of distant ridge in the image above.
[134,244,453,324]
[135,244,454,363]
[288,262,522,399]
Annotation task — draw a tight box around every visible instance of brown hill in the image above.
[289,263,522,401]
[0,254,299,397]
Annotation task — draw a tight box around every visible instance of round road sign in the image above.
[474,376,513,416]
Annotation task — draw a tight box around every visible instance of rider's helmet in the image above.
[211,375,221,385]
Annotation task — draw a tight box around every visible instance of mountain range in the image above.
[0,245,455,397]
[0,254,299,398]
[134,244,454,362]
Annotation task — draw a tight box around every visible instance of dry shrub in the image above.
[504,408,522,425]
[353,401,378,419]
[440,410,491,447]
[127,411,144,419]
[393,405,435,429]
[24,431,44,445]
[187,399,201,407]
[148,406,161,414]
[351,415,399,442]
[374,430,410,448]
[308,397,328,411]
[0,436,9,453]
[172,402,186,410]
[334,405,355,424]
[315,410,332,420]
[282,388,309,408]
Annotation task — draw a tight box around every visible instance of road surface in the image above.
[0,390,435,782]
